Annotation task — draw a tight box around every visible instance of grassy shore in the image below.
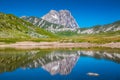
[0,34,120,44]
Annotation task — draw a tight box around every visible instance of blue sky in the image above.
[0,0,120,28]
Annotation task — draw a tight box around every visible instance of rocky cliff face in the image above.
[21,16,77,33]
[21,16,64,29]
[42,10,79,28]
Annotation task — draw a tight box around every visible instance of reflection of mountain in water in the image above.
[24,51,80,75]
[42,54,79,75]
[0,50,40,73]
[78,51,120,63]
[0,50,120,74]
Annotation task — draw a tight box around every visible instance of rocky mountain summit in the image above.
[21,10,79,32]
[42,10,79,28]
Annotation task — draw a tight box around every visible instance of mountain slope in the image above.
[0,12,56,39]
[21,16,67,32]
[21,18,79,33]
[80,21,120,34]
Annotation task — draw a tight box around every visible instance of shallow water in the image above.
[0,49,120,80]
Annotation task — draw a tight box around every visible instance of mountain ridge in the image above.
[80,20,120,34]
[21,10,120,34]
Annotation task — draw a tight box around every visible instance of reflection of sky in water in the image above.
[0,50,120,80]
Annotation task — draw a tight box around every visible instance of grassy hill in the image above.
[0,12,57,43]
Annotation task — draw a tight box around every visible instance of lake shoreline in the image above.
[0,42,120,49]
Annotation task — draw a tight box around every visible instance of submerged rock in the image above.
[87,72,99,76]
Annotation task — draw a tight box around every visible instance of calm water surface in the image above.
[0,49,120,80]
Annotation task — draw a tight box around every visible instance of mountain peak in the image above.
[49,10,70,13]
[42,10,79,28]
[49,10,58,13]
[59,10,70,13]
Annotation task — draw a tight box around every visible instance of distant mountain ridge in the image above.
[80,20,120,34]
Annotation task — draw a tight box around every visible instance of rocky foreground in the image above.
[0,42,120,49]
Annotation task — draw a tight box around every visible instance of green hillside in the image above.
[0,12,57,43]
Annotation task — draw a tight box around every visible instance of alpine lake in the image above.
[0,48,120,80]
